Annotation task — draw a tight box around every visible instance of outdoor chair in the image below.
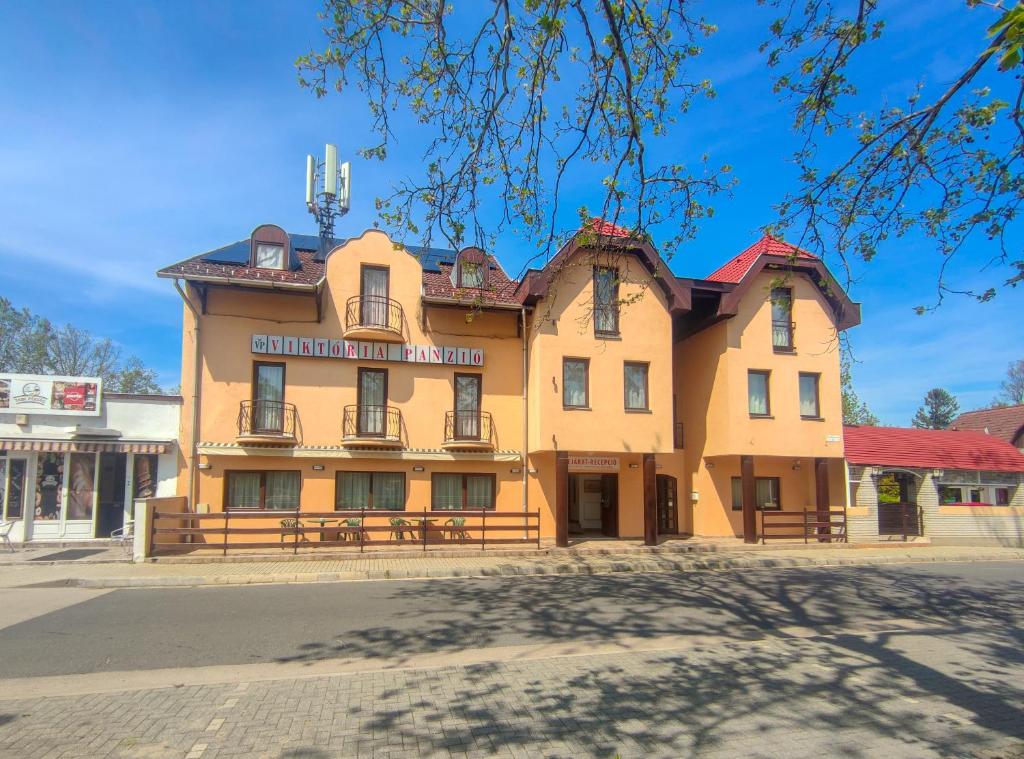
[389,517,412,541]
[343,517,363,542]
[110,522,133,555]
[279,518,308,547]
[444,517,469,544]
[0,521,15,553]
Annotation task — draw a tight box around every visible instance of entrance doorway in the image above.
[656,474,678,534]
[568,473,618,537]
[96,453,127,539]
[877,470,922,538]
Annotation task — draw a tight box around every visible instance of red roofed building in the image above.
[950,405,1024,450]
[844,425,1024,546]
[706,234,818,284]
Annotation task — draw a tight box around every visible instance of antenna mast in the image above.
[305,144,351,239]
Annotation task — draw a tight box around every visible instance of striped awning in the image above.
[0,439,172,454]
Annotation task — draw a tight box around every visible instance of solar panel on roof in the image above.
[200,240,251,265]
[406,245,456,272]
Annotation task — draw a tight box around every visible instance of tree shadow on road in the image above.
[270,564,1024,757]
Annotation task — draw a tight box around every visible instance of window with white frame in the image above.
[938,470,1017,505]
[254,243,285,269]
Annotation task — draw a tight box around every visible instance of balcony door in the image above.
[357,368,387,436]
[454,374,482,439]
[253,362,285,433]
[360,266,389,327]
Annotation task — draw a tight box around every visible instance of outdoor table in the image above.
[303,518,340,542]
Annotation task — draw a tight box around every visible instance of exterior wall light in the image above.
[312,464,325,471]
[412,465,425,472]
[510,467,522,473]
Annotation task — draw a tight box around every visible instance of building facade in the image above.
[0,378,180,544]
[157,220,861,546]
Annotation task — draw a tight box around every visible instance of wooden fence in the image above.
[150,508,541,555]
[759,507,848,544]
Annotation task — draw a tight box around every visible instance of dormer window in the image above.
[249,224,290,270]
[254,243,284,269]
[452,248,489,289]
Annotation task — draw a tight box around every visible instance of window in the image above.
[67,452,96,521]
[939,485,963,504]
[336,472,405,510]
[454,373,483,438]
[432,473,496,510]
[563,358,589,408]
[996,487,1011,506]
[799,372,821,418]
[226,471,300,510]
[748,370,770,416]
[254,243,285,269]
[460,261,485,288]
[593,267,619,335]
[771,287,793,349]
[2,459,26,520]
[939,482,1014,505]
[624,362,649,410]
[731,477,782,510]
[357,367,388,436]
[132,454,159,500]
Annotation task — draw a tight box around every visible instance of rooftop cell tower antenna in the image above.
[305,144,351,240]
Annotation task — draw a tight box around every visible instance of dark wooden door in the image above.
[656,474,678,534]
[600,474,618,537]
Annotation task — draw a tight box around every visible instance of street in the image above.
[0,562,1022,758]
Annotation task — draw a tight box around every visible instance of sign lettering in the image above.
[251,335,485,367]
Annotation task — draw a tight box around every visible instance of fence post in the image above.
[536,511,540,549]
[293,508,301,554]
[360,508,365,553]
[803,507,808,545]
[482,509,486,551]
[223,509,230,556]
[134,499,154,563]
[422,507,427,551]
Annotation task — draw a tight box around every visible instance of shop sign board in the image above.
[0,373,102,416]
[251,335,484,367]
[568,456,620,471]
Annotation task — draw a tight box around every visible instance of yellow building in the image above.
[157,219,860,547]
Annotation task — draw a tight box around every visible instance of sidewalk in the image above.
[2,543,1022,589]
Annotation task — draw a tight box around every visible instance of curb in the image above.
[58,552,1024,589]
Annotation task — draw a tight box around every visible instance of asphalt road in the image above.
[0,561,1021,678]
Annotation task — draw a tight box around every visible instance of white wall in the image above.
[0,394,181,441]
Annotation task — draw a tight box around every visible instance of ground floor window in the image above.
[432,473,495,510]
[35,452,64,520]
[730,476,781,511]
[939,483,1013,506]
[226,470,300,510]
[133,454,160,499]
[335,471,405,510]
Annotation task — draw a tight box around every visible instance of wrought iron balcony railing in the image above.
[771,319,794,350]
[443,411,495,447]
[342,404,403,444]
[344,295,403,338]
[237,400,298,440]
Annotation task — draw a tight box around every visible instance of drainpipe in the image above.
[521,306,529,517]
[174,279,202,514]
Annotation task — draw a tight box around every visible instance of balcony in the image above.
[442,411,495,450]
[237,400,298,445]
[343,295,404,342]
[772,319,794,351]
[342,405,404,448]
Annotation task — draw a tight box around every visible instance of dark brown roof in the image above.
[422,261,519,305]
[951,405,1024,447]
[158,250,325,288]
[159,241,521,306]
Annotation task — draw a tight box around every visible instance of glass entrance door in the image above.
[360,266,389,327]
[253,362,285,433]
[656,474,678,534]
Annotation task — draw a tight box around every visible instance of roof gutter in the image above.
[156,272,317,293]
[421,296,527,311]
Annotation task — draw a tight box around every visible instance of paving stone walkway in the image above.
[1,619,1021,758]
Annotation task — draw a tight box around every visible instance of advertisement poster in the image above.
[0,374,102,416]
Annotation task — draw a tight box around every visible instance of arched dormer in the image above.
[250,224,290,270]
[451,247,489,290]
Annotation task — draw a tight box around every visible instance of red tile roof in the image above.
[950,405,1024,446]
[844,425,1024,472]
[707,234,818,283]
[587,217,633,238]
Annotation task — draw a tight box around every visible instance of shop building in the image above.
[156,220,860,547]
[0,376,180,543]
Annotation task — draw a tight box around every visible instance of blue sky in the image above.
[0,1,1020,424]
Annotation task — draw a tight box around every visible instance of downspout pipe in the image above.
[521,306,529,521]
[174,279,202,514]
